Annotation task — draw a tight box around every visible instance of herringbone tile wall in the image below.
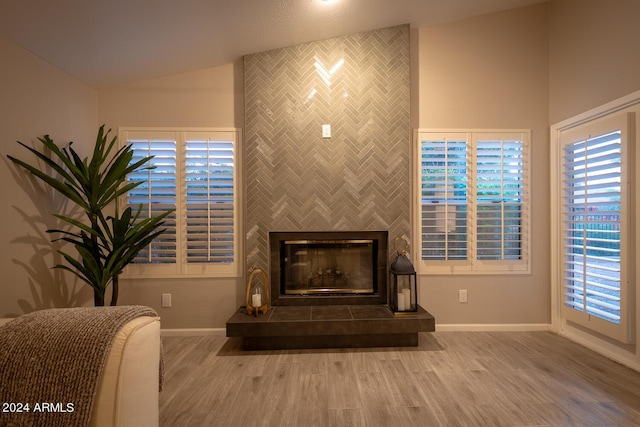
[244,25,411,270]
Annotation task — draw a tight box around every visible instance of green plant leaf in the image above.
[7,125,174,305]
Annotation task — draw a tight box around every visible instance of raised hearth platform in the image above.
[226,304,435,350]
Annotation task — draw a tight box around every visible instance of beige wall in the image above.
[97,61,245,329]
[416,4,550,325]
[98,61,244,129]
[4,0,639,332]
[549,0,640,368]
[0,37,98,318]
[1,6,552,328]
[114,278,240,330]
[549,0,640,124]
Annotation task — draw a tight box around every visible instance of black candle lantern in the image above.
[389,237,417,314]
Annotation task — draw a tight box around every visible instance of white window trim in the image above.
[551,92,638,345]
[118,127,242,279]
[413,129,531,275]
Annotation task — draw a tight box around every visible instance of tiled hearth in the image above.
[226,305,435,350]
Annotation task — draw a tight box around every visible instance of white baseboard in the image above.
[161,328,226,337]
[160,325,552,336]
[558,328,640,373]
[436,323,552,332]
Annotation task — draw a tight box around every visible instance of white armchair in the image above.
[0,306,162,427]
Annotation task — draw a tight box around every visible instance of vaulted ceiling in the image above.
[0,0,546,87]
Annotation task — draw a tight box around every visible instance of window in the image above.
[415,130,530,274]
[120,128,240,278]
[553,112,633,343]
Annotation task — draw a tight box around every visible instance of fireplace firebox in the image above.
[269,231,388,306]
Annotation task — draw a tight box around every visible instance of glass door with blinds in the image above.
[559,113,633,343]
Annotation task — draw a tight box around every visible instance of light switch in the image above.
[322,124,331,138]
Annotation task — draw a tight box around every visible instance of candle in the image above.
[397,293,405,311]
[403,288,411,309]
[252,293,262,308]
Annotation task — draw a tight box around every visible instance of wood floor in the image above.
[160,332,640,426]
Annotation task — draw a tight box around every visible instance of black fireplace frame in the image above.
[269,231,388,306]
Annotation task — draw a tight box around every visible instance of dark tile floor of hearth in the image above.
[265,305,396,321]
[225,304,435,350]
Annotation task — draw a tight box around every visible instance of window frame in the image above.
[552,111,634,344]
[118,127,242,279]
[414,129,531,275]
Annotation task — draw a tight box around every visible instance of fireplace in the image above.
[227,230,435,350]
[269,231,388,306]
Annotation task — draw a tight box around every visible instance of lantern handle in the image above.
[393,237,409,255]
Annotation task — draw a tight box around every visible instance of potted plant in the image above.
[7,125,172,306]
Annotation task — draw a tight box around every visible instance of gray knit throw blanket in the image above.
[0,305,162,427]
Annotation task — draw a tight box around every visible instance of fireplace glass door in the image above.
[282,239,376,295]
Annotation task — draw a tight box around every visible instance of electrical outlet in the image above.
[458,289,468,303]
[162,293,172,308]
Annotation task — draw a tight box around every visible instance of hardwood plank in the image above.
[393,406,441,427]
[356,370,391,409]
[360,405,402,427]
[378,358,429,407]
[160,332,640,427]
[263,361,301,413]
[413,371,470,426]
[292,373,330,426]
[327,359,362,410]
[328,408,366,427]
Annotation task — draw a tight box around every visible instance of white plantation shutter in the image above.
[419,135,468,262]
[121,128,239,278]
[475,136,524,261]
[185,133,235,264]
[559,112,631,343]
[126,133,177,264]
[416,130,530,274]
